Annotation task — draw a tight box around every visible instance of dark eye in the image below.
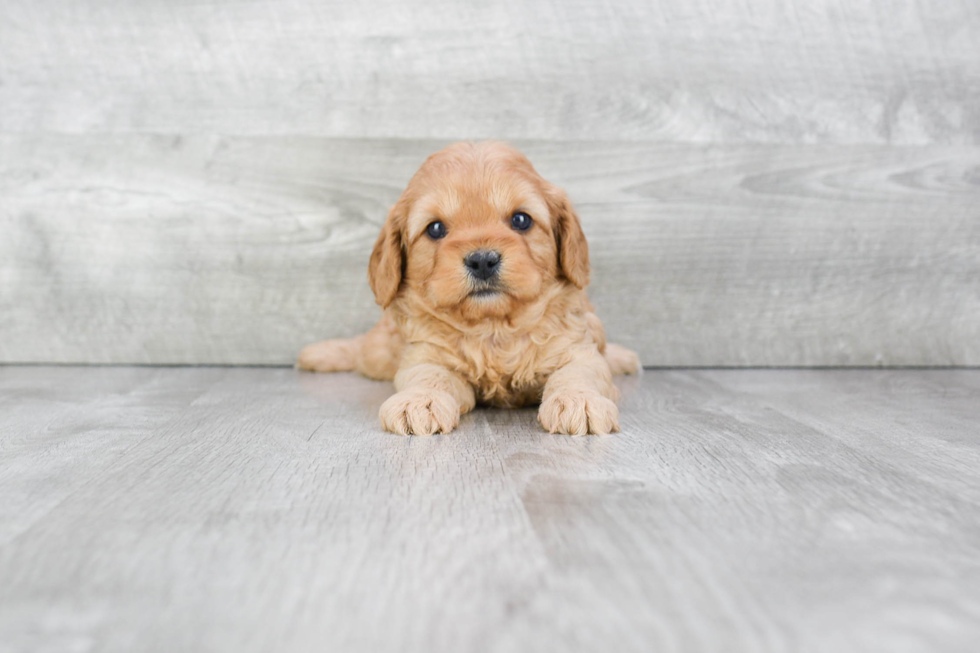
[426,220,447,240]
[511,211,533,231]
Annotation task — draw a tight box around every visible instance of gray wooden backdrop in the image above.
[2,0,978,366]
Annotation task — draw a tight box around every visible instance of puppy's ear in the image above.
[547,185,590,289]
[368,203,405,307]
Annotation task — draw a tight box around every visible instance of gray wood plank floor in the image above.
[1,366,978,653]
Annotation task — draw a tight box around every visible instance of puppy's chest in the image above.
[451,333,563,407]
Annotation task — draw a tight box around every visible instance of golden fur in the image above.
[298,141,640,435]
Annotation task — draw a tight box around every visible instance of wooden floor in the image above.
[1,366,978,653]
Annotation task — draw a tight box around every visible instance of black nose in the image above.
[463,250,501,281]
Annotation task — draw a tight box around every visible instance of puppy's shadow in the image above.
[294,370,394,414]
[614,371,643,402]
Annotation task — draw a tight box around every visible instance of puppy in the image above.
[298,141,640,435]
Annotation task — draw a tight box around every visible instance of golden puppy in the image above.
[298,141,640,435]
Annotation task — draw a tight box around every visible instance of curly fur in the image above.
[298,141,640,435]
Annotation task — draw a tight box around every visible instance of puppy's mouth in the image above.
[467,285,505,299]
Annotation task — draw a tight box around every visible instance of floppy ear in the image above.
[367,204,405,307]
[547,185,590,289]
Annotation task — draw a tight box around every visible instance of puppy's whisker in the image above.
[467,279,505,299]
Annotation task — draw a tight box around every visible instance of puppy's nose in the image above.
[463,250,501,281]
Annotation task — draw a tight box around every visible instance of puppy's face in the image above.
[369,142,589,321]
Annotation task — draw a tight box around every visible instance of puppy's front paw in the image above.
[538,391,620,435]
[379,390,460,436]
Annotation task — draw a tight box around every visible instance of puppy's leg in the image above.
[352,312,402,381]
[538,347,620,435]
[604,343,641,375]
[297,336,362,372]
[585,311,640,375]
[379,363,476,436]
[297,311,402,380]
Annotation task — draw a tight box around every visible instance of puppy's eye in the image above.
[426,220,447,240]
[511,211,533,231]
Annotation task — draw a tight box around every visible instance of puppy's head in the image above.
[368,141,589,321]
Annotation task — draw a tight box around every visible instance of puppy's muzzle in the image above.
[463,250,501,281]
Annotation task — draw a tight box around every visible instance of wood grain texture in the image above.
[1,366,978,652]
[1,0,978,143]
[2,136,978,366]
